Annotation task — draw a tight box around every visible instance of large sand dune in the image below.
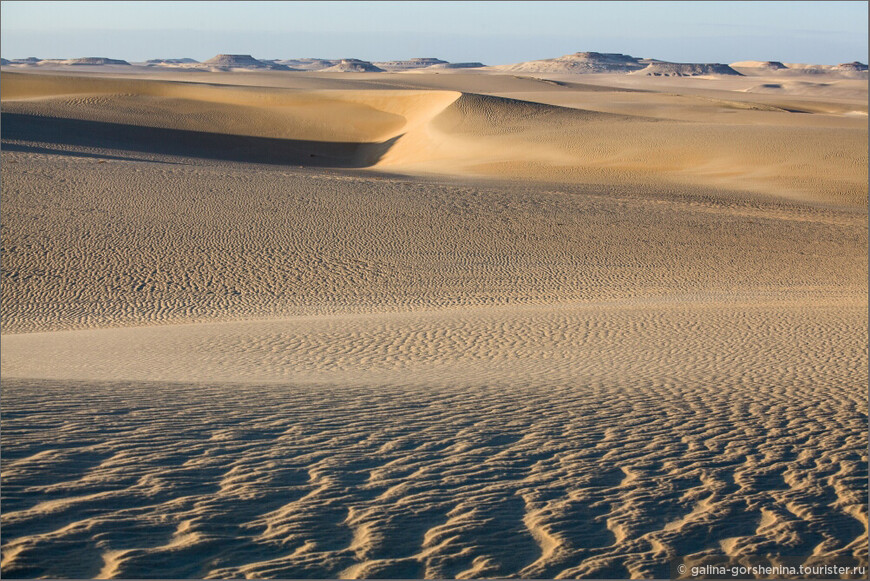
[1,71,866,205]
[2,67,867,578]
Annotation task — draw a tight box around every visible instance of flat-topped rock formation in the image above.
[202,54,291,70]
[786,62,854,73]
[321,59,384,72]
[374,57,448,70]
[837,61,868,72]
[145,58,199,65]
[6,57,131,66]
[632,62,743,76]
[731,60,788,70]
[427,62,486,69]
[68,57,131,66]
[203,54,263,67]
[275,58,337,70]
[491,52,647,73]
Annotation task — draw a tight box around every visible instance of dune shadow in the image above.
[0,142,182,164]
[0,113,400,168]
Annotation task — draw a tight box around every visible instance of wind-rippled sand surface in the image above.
[1,69,867,578]
[2,365,866,579]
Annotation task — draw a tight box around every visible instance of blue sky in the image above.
[1,1,867,65]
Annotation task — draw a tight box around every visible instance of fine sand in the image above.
[1,66,867,578]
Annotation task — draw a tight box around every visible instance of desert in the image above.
[1,46,867,579]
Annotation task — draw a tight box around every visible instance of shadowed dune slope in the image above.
[1,114,400,168]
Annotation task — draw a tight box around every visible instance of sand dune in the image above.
[2,71,865,205]
[0,72,459,144]
[2,67,867,578]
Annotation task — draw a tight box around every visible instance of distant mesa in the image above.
[0,54,485,72]
[492,52,647,73]
[259,58,301,71]
[203,54,262,66]
[145,58,199,65]
[321,59,384,72]
[202,54,292,70]
[730,60,787,70]
[4,56,131,66]
[836,61,868,71]
[275,58,337,70]
[2,57,43,65]
[785,61,868,75]
[2,52,864,78]
[67,57,131,65]
[632,62,743,77]
[374,57,448,70]
[495,53,748,76]
[426,62,486,69]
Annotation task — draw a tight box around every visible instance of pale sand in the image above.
[1,67,867,578]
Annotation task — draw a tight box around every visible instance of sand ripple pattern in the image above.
[2,300,867,387]
[2,153,866,334]
[2,298,868,578]
[3,369,866,579]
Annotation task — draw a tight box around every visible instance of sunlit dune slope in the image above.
[379,93,867,206]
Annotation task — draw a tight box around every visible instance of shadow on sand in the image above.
[1,113,400,168]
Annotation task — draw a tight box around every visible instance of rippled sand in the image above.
[1,68,867,578]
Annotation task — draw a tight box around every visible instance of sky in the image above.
[1,1,867,65]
